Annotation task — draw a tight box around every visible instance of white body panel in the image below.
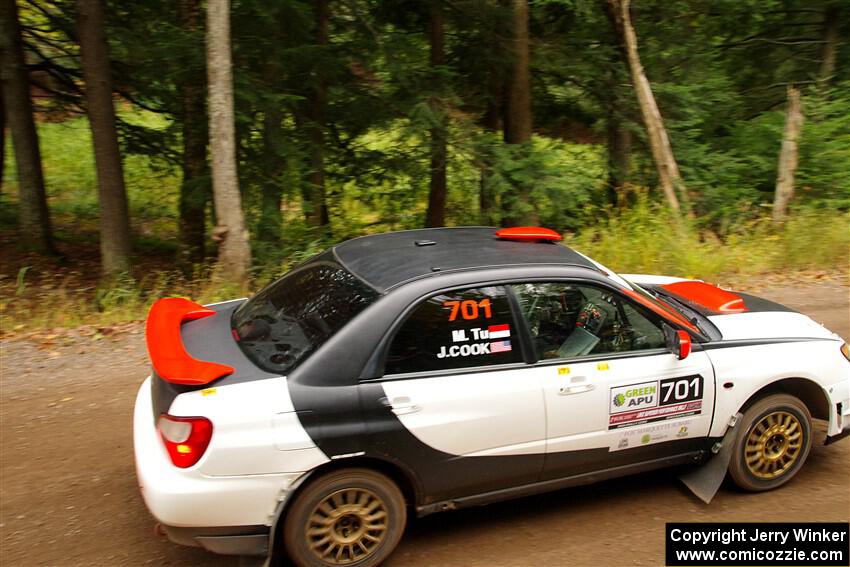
[133,376,328,527]
[167,376,327,476]
[381,367,546,456]
[707,340,850,437]
[530,351,715,455]
[708,312,838,341]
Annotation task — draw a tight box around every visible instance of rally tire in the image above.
[728,394,813,492]
[283,468,407,567]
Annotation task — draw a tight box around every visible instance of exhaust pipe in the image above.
[154,522,166,538]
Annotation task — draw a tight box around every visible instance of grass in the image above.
[3,110,180,236]
[567,200,850,283]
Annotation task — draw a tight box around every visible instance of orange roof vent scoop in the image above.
[495,227,563,242]
[145,297,235,385]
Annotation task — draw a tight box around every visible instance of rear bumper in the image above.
[160,524,270,556]
[133,376,301,529]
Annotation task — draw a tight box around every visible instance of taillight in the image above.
[157,414,213,468]
[841,343,850,363]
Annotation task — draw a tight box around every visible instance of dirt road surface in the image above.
[2,282,848,567]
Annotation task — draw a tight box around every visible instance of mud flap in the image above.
[679,413,743,504]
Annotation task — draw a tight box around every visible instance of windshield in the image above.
[622,278,684,317]
[232,256,379,374]
[621,277,709,336]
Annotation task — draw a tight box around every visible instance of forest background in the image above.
[0,0,848,331]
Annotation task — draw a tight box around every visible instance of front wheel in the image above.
[728,393,813,492]
[283,468,407,567]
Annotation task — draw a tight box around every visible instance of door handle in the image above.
[558,383,596,396]
[378,396,422,415]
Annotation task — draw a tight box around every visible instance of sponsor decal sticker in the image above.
[451,329,469,343]
[488,324,511,339]
[608,375,704,429]
[437,343,491,358]
[558,367,570,375]
[443,299,493,321]
[610,381,657,414]
[597,362,609,371]
[610,420,690,451]
[437,324,513,358]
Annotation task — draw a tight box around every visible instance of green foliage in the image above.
[479,135,607,229]
[4,0,848,333]
[3,113,179,231]
[569,197,850,281]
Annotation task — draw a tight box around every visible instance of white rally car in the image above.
[134,227,850,567]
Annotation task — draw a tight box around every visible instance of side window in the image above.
[510,282,666,360]
[385,286,523,375]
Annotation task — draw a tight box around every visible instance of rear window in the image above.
[232,259,378,374]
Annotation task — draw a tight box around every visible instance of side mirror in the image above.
[664,324,692,360]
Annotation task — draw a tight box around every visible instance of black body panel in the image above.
[148,299,281,419]
[540,438,708,481]
[735,292,798,313]
[333,227,596,292]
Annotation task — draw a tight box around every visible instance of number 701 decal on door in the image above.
[608,375,704,429]
[443,299,492,321]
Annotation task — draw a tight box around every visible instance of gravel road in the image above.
[1,281,848,567]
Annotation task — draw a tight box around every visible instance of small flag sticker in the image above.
[491,340,512,353]
[488,324,510,339]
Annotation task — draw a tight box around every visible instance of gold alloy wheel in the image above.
[744,410,804,479]
[305,488,389,564]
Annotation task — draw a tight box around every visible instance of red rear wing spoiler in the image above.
[145,298,235,385]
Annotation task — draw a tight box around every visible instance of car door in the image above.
[368,285,547,502]
[509,281,716,481]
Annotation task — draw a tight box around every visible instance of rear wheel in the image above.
[283,468,406,567]
[728,394,813,492]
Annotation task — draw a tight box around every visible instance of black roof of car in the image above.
[332,227,598,292]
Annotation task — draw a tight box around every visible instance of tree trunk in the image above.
[607,0,684,214]
[425,0,447,228]
[503,0,531,145]
[303,0,330,229]
[479,73,501,225]
[77,0,132,275]
[817,5,839,89]
[206,0,251,284]
[259,104,283,244]
[772,86,803,224]
[0,0,56,254]
[177,0,209,267]
[606,108,631,206]
[604,32,631,207]
[501,0,535,226]
[1,87,5,191]
[478,22,505,226]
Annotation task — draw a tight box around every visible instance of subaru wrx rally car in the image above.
[134,227,850,567]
